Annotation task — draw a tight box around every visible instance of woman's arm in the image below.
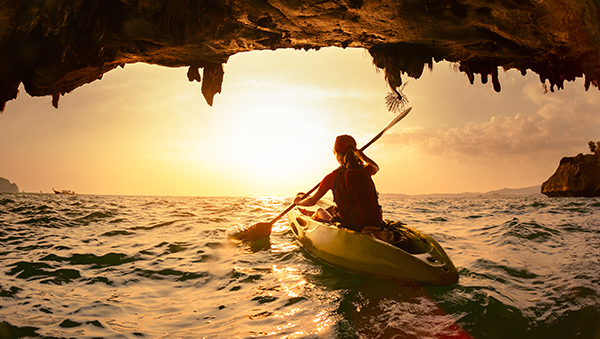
[357,149,379,175]
[294,185,328,206]
[293,171,337,206]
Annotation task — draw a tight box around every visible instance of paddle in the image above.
[229,107,412,242]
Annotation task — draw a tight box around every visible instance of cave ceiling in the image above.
[1,0,600,112]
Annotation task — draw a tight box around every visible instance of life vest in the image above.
[333,167,382,231]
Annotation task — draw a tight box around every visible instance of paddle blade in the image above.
[227,222,273,242]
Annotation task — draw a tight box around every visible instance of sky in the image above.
[1,47,600,197]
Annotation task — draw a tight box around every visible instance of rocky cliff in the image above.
[0,177,19,193]
[2,0,600,111]
[541,154,600,197]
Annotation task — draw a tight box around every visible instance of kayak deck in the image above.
[287,206,459,286]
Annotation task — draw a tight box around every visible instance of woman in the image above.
[293,134,383,232]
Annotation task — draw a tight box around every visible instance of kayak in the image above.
[287,205,459,286]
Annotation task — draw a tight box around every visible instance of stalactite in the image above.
[491,68,500,92]
[187,65,201,82]
[201,63,224,107]
[52,93,60,108]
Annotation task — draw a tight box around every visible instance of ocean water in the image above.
[1,193,599,339]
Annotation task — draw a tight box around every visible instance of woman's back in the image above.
[333,167,382,231]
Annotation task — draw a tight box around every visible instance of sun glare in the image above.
[212,97,337,194]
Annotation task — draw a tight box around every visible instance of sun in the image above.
[209,96,338,195]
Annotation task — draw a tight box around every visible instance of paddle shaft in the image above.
[267,107,412,226]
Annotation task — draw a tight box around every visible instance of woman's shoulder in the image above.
[321,169,341,189]
[325,168,341,180]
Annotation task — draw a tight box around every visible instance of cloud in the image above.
[384,81,600,158]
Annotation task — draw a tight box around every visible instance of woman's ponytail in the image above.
[342,146,363,169]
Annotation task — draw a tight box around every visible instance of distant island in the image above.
[0,177,19,193]
[381,185,543,199]
[541,141,600,197]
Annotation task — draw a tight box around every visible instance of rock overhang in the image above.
[1,0,599,112]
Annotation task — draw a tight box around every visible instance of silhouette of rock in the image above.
[2,0,600,111]
[541,154,600,197]
[0,177,19,193]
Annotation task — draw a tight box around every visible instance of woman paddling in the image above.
[293,134,383,232]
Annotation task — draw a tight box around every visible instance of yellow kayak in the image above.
[287,205,459,286]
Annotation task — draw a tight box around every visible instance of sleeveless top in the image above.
[332,167,382,231]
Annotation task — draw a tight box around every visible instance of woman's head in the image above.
[334,135,362,168]
[334,135,356,154]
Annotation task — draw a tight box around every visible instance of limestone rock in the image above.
[541,154,600,197]
[0,177,19,193]
[2,0,600,111]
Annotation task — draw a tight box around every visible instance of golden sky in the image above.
[2,47,600,196]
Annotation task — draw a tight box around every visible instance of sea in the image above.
[1,193,599,339]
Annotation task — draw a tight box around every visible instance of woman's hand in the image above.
[294,192,306,205]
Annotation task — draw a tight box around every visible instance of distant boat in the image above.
[52,188,75,195]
